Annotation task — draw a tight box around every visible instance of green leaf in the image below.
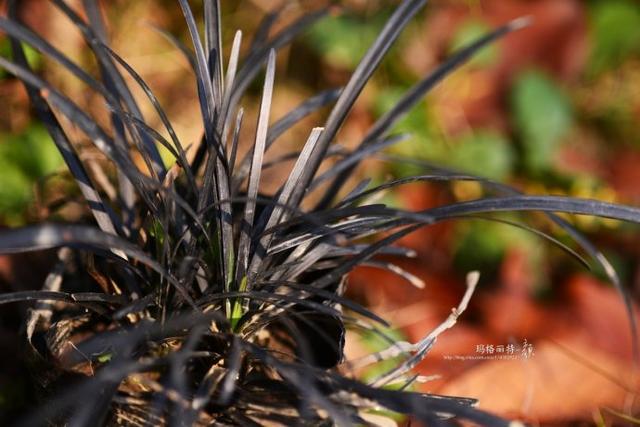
[3,124,63,179]
[453,215,543,276]
[588,0,640,76]
[0,157,31,215]
[96,353,113,363]
[511,70,572,174]
[305,11,389,69]
[0,124,63,217]
[448,131,514,181]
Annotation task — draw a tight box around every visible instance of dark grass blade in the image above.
[220,30,243,146]
[374,154,628,288]
[295,196,640,290]
[80,0,166,176]
[285,0,428,211]
[177,0,219,154]
[242,341,511,427]
[248,127,324,277]
[232,88,341,190]
[309,224,422,290]
[0,224,196,307]
[336,173,485,207]
[108,110,195,190]
[327,244,416,258]
[180,0,233,282]
[240,344,353,425]
[226,8,329,134]
[5,8,121,236]
[235,50,276,288]
[53,0,166,180]
[204,0,224,105]
[255,280,388,326]
[0,12,145,219]
[424,195,640,360]
[260,144,345,172]
[228,108,244,176]
[17,313,223,426]
[248,5,284,52]
[148,24,198,72]
[308,133,409,191]
[198,291,346,327]
[302,195,640,359]
[277,242,335,282]
[268,214,390,255]
[0,17,112,101]
[102,43,196,191]
[465,214,591,270]
[224,31,242,98]
[267,88,342,147]
[418,196,640,225]
[0,290,126,306]
[315,16,531,209]
[168,325,209,425]
[327,148,637,355]
[217,335,242,406]
[0,56,159,211]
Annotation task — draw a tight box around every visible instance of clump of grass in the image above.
[0,1,638,426]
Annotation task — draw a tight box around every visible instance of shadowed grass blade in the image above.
[0,225,196,307]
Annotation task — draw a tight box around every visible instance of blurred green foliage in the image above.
[511,70,572,175]
[0,125,63,221]
[306,10,390,69]
[588,0,640,76]
[0,39,41,79]
[453,215,544,284]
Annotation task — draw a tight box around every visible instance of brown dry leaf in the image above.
[439,339,639,423]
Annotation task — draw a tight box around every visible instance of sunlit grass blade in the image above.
[234,51,276,288]
[249,127,324,277]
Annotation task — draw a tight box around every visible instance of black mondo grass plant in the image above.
[0,0,639,426]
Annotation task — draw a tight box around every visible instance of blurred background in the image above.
[1,0,639,424]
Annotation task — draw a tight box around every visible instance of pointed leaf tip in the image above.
[509,16,533,31]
